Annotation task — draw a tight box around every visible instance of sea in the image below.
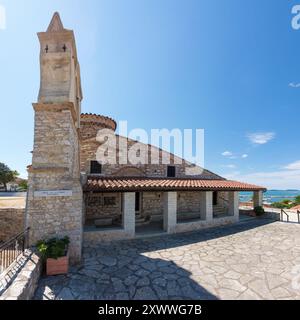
[240,190,300,204]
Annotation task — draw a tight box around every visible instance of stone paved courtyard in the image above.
[34,219,300,300]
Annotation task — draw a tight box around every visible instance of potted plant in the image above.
[254,206,265,217]
[37,236,70,276]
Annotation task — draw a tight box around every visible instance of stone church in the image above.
[26,13,266,263]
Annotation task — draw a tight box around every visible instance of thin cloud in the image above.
[222,151,233,157]
[242,154,248,159]
[247,132,275,145]
[285,160,300,170]
[289,82,300,88]
[222,164,236,169]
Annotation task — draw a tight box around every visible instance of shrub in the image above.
[271,202,288,209]
[295,195,300,205]
[37,236,69,260]
[254,206,265,216]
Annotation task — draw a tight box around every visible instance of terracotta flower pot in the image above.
[46,253,69,276]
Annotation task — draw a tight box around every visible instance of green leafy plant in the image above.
[37,236,69,260]
[271,201,288,209]
[294,195,300,205]
[254,206,265,216]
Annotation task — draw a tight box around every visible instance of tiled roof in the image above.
[84,177,266,192]
[80,113,117,131]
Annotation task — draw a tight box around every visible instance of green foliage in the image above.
[295,195,300,205]
[271,202,288,209]
[37,236,69,260]
[281,199,292,205]
[254,206,265,216]
[18,180,28,191]
[271,195,300,209]
[0,162,19,191]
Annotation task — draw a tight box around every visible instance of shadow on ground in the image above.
[34,218,277,300]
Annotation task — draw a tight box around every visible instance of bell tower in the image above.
[26,13,83,263]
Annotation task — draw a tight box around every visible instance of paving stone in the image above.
[34,220,300,300]
[141,262,157,272]
[133,287,157,300]
[153,277,167,287]
[101,256,117,267]
[266,274,289,290]
[238,289,261,300]
[153,285,168,299]
[223,270,242,280]
[136,277,150,287]
[248,279,274,300]
[116,292,130,300]
[218,279,247,293]
[56,288,74,300]
[124,275,139,286]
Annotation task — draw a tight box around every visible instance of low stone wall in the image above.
[0,208,25,242]
[174,216,238,234]
[0,250,42,300]
[84,228,134,243]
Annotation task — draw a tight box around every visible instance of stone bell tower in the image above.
[26,13,83,263]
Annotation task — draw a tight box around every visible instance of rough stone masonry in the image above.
[26,13,83,263]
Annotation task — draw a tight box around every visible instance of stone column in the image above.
[200,191,213,222]
[228,191,239,221]
[253,190,263,208]
[163,192,177,233]
[123,193,135,237]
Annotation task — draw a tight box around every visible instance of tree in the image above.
[18,180,28,191]
[294,195,300,205]
[0,162,19,192]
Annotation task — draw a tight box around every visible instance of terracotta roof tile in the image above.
[84,176,266,192]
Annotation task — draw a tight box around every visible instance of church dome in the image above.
[80,113,117,131]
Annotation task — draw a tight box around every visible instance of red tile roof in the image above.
[84,177,266,192]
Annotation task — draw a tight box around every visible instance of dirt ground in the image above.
[0,197,26,208]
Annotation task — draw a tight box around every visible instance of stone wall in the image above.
[142,192,163,219]
[27,108,83,264]
[84,193,122,223]
[80,122,224,180]
[84,191,222,223]
[83,190,231,224]
[0,250,41,300]
[178,192,201,214]
[0,208,25,242]
[174,215,238,234]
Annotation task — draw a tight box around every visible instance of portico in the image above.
[83,177,265,242]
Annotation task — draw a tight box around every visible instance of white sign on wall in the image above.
[34,190,73,198]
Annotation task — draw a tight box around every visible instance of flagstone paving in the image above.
[34,219,300,300]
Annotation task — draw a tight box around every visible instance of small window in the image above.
[167,166,176,178]
[104,197,116,206]
[90,161,102,174]
[213,192,218,206]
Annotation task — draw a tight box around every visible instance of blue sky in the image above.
[0,0,300,189]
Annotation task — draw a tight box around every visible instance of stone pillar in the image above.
[228,191,239,221]
[163,192,177,233]
[253,190,263,208]
[26,13,83,264]
[122,193,135,237]
[200,191,213,222]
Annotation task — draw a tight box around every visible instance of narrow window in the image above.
[213,192,218,206]
[90,161,102,174]
[167,166,176,178]
[135,192,140,211]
